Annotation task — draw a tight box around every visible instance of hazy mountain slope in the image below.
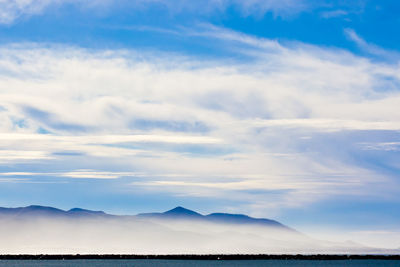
[0,205,397,254]
[137,206,291,230]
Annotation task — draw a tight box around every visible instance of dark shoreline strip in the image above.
[0,254,399,260]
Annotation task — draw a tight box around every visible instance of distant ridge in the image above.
[68,208,106,216]
[0,205,290,230]
[206,213,286,228]
[164,206,203,217]
[137,206,204,220]
[137,206,291,230]
[136,206,202,219]
[0,205,108,218]
[0,205,65,216]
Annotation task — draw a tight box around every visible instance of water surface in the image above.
[0,260,399,266]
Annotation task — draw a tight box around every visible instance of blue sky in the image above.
[0,0,400,247]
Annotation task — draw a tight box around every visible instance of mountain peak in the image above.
[24,205,65,213]
[26,205,56,209]
[164,206,202,217]
[68,208,105,214]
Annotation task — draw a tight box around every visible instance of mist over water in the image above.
[0,215,392,255]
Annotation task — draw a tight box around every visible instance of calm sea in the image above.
[0,260,399,266]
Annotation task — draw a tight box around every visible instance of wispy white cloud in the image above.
[0,133,221,144]
[59,170,135,179]
[0,178,29,183]
[344,28,400,60]
[0,172,37,176]
[0,0,312,24]
[0,149,52,162]
[250,118,400,131]
[0,0,53,24]
[0,170,140,179]
[359,142,400,151]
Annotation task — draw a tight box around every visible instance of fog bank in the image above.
[0,216,395,255]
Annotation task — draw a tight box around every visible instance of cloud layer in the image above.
[0,26,399,220]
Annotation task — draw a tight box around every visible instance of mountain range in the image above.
[0,205,397,254]
[0,205,290,229]
[0,205,106,218]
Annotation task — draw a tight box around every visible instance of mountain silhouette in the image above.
[0,205,290,230]
[0,205,66,217]
[0,205,395,254]
[137,206,203,219]
[164,206,202,217]
[137,206,291,230]
[0,205,107,218]
[206,213,286,228]
[67,208,107,217]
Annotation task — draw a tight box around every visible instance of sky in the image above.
[0,0,399,247]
